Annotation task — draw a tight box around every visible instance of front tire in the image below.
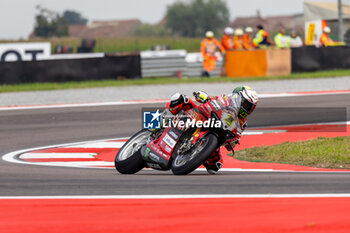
[115,129,151,174]
[171,133,218,175]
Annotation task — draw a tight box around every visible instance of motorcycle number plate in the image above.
[222,112,236,131]
[162,134,176,149]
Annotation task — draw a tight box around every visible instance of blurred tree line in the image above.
[34,0,229,38]
[135,0,229,37]
[34,6,87,37]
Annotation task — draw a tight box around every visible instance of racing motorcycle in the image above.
[114,101,238,175]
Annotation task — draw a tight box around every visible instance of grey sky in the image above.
[1,0,349,39]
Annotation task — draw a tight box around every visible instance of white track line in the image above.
[0,100,168,111]
[259,92,350,98]
[2,122,349,172]
[1,90,349,111]
[253,121,350,130]
[1,194,350,199]
[67,141,125,148]
[1,137,127,168]
[37,161,113,166]
[20,153,96,159]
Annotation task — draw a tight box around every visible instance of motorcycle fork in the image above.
[190,129,207,144]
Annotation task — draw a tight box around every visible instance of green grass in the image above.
[234,136,350,169]
[1,69,350,93]
[0,37,202,53]
[95,37,202,53]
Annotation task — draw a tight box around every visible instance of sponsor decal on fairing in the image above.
[162,134,176,148]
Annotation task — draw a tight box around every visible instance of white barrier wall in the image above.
[0,42,51,62]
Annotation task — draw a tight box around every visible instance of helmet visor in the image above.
[241,98,255,114]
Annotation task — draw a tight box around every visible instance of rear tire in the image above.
[115,129,151,174]
[171,133,218,175]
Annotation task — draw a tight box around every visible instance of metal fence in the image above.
[141,50,186,77]
[141,50,223,78]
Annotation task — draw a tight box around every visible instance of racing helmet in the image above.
[232,86,258,119]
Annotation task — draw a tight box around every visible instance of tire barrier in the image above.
[291,46,350,72]
[0,53,141,85]
[291,47,321,72]
[0,46,349,83]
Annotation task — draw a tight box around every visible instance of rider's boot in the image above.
[203,150,223,174]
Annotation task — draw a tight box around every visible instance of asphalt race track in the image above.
[0,93,349,196]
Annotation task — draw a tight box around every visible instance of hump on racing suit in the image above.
[196,93,247,138]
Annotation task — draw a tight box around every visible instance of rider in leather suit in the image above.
[166,86,259,174]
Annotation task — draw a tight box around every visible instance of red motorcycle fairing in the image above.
[191,130,208,144]
[141,127,183,170]
[140,97,236,170]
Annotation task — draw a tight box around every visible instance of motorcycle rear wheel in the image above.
[115,129,151,174]
[171,133,218,175]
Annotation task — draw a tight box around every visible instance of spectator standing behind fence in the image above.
[252,25,271,48]
[320,26,334,46]
[274,28,290,48]
[289,30,303,47]
[200,31,225,77]
[242,27,254,49]
[221,27,235,50]
[233,28,244,49]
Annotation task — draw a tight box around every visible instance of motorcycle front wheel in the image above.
[114,129,151,174]
[171,133,218,175]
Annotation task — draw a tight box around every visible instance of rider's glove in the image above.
[170,93,189,107]
[193,91,209,103]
